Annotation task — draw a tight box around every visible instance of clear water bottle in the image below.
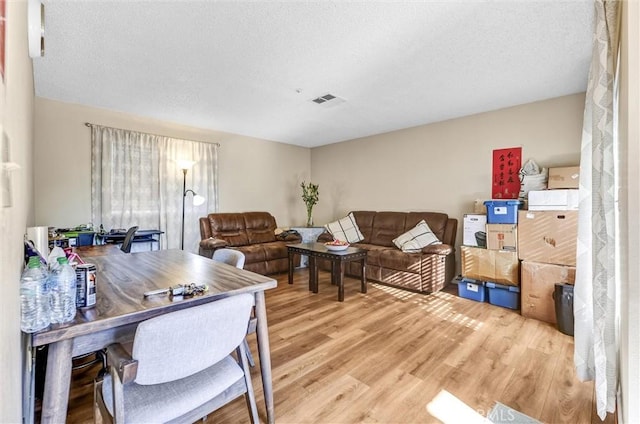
[20,256,51,333]
[49,257,77,324]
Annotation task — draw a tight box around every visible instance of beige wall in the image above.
[311,93,585,246]
[618,1,639,423]
[34,98,312,229]
[1,1,35,422]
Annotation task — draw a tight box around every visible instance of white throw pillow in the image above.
[393,220,442,253]
[325,213,364,243]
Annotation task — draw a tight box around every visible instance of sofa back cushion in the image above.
[244,212,277,244]
[207,213,250,246]
[351,211,376,242]
[370,212,408,247]
[350,211,451,247]
[406,212,449,243]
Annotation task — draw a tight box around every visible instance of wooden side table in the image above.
[290,227,326,267]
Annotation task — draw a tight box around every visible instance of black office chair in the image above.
[120,226,139,253]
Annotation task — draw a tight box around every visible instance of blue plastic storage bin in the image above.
[484,200,522,224]
[457,278,487,303]
[485,281,520,309]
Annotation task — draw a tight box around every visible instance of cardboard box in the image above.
[473,200,488,214]
[517,210,578,266]
[548,166,580,189]
[463,214,487,247]
[486,224,517,251]
[461,246,519,286]
[528,189,579,211]
[521,261,576,324]
[484,200,522,224]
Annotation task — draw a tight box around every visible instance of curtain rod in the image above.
[84,122,221,147]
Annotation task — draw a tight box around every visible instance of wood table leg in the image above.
[361,258,367,293]
[288,251,294,284]
[331,261,337,285]
[254,291,275,424]
[309,256,318,292]
[41,338,73,423]
[338,260,345,302]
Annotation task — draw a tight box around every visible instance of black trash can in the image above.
[554,283,574,336]
[474,231,487,248]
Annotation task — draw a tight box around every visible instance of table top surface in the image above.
[73,244,124,257]
[288,242,367,257]
[31,249,276,347]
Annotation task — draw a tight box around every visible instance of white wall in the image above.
[0,1,35,422]
[618,1,639,423]
[34,98,312,229]
[311,93,585,247]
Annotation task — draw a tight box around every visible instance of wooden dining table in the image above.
[28,249,278,424]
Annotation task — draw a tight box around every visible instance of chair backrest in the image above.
[131,293,254,385]
[212,248,246,269]
[120,226,139,253]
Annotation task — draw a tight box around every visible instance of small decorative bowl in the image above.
[325,241,350,251]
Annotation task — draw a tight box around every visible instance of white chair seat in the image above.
[102,355,242,423]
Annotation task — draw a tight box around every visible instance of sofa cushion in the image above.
[234,244,266,264]
[351,243,392,267]
[378,249,423,273]
[208,213,249,246]
[244,212,277,244]
[392,220,441,253]
[261,241,290,261]
[350,211,376,243]
[369,212,407,247]
[325,213,364,243]
[405,212,449,243]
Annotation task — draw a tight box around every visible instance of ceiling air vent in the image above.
[311,93,345,107]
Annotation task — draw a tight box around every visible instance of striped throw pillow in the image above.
[393,220,441,253]
[325,213,364,243]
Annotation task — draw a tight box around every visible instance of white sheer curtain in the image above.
[574,0,620,419]
[90,125,218,252]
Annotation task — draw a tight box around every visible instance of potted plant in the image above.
[300,181,319,227]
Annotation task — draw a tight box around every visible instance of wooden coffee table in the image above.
[287,242,367,302]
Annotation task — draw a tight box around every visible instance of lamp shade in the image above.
[193,194,205,206]
[176,159,196,170]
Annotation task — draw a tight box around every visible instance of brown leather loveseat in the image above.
[318,211,457,293]
[199,212,301,275]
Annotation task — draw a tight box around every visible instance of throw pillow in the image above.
[325,212,364,243]
[393,220,442,253]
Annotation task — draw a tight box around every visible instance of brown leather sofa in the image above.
[199,212,301,275]
[317,211,457,293]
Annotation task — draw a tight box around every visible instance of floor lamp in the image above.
[179,161,205,250]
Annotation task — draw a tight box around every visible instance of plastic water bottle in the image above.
[20,256,51,333]
[49,257,77,324]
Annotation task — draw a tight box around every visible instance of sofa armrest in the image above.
[198,237,229,258]
[276,232,302,243]
[200,237,228,250]
[317,232,333,243]
[421,243,454,255]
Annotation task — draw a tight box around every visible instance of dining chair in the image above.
[211,249,256,367]
[212,248,246,269]
[94,293,259,423]
[120,226,139,253]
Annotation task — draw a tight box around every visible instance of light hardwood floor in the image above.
[63,269,615,423]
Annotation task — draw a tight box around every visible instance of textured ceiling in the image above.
[32,1,593,148]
